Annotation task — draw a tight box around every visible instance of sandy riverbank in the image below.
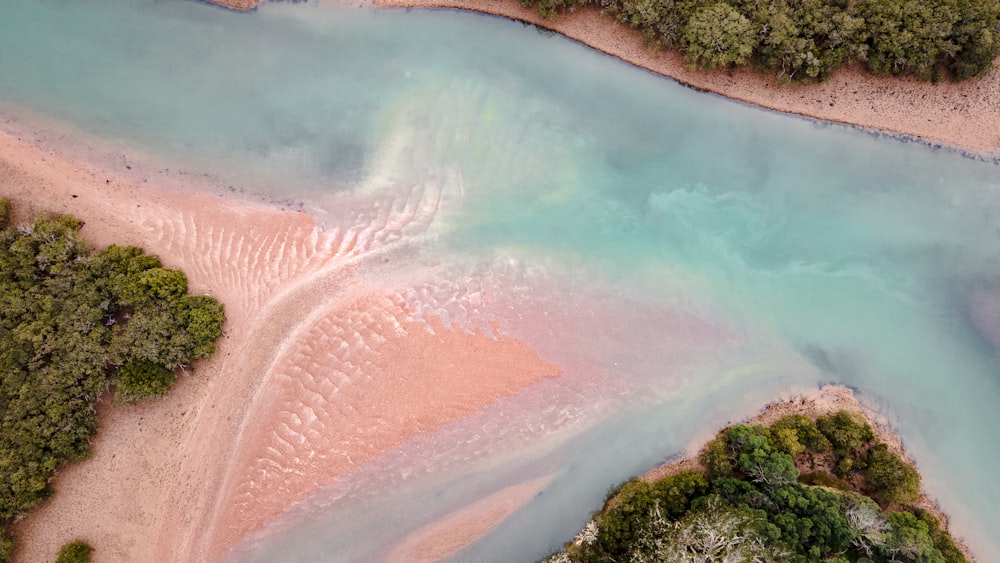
[1,126,560,562]
[640,385,976,562]
[209,0,1000,157]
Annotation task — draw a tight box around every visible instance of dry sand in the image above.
[211,0,1000,156]
[1,127,559,562]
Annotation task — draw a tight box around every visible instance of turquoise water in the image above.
[3,1,1000,561]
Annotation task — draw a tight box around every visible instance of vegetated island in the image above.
[207,0,1000,156]
[544,386,973,563]
[0,198,225,562]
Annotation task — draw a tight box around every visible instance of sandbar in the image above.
[1,126,559,562]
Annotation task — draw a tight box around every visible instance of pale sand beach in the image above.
[1,129,559,562]
[212,0,1000,156]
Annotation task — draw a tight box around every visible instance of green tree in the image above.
[865,443,921,504]
[682,3,760,69]
[0,202,225,551]
[724,425,798,486]
[115,359,176,403]
[0,198,11,230]
[179,295,226,359]
[0,528,13,562]
[642,495,790,562]
[650,470,709,519]
[948,0,1000,78]
[770,414,831,453]
[857,0,958,78]
[55,540,93,563]
[520,0,584,19]
[699,436,732,477]
[912,509,968,562]
[884,511,945,562]
[816,410,874,455]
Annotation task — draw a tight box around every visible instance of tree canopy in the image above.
[520,0,1000,80]
[0,199,225,560]
[544,410,966,563]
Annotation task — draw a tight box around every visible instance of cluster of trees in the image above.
[545,410,966,562]
[0,199,225,561]
[520,0,1000,80]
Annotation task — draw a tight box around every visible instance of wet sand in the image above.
[1,128,559,562]
[385,473,555,562]
[210,0,999,156]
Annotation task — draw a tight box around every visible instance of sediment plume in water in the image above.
[5,2,1000,561]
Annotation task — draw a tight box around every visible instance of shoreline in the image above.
[4,2,998,560]
[641,385,976,562]
[209,0,1000,158]
[0,126,560,561]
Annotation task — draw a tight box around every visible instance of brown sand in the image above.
[215,0,1000,156]
[1,127,559,562]
[385,473,555,562]
[640,385,976,562]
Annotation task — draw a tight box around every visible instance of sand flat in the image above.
[1,129,559,562]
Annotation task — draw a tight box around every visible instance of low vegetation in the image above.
[0,198,225,561]
[54,540,92,563]
[543,408,966,562]
[521,0,1000,81]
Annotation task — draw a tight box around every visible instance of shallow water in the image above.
[3,1,1000,560]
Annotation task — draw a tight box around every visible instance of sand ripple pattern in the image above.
[212,291,559,555]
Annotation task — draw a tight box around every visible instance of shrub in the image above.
[834,456,854,476]
[0,529,13,562]
[770,414,831,453]
[700,436,732,477]
[857,0,957,79]
[771,426,806,457]
[520,0,584,18]
[682,3,759,69]
[55,540,93,563]
[115,359,176,403]
[725,425,799,486]
[650,470,709,519]
[799,471,852,491]
[884,511,942,561]
[816,410,874,455]
[0,203,225,550]
[593,478,656,557]
[948,0,1000,79]
[913,508,969,563]
[865,444,920,504]
[0,198,11,230]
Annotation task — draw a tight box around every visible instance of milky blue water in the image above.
[2,1,1000,561]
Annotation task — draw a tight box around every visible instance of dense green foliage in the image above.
[545,411,967,563]
[519,0,1000,80]
[0,199,224,559]
[0,531,12,562]
[817,410,875,454]
[55,540,93,563]
[866,443,922,504]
